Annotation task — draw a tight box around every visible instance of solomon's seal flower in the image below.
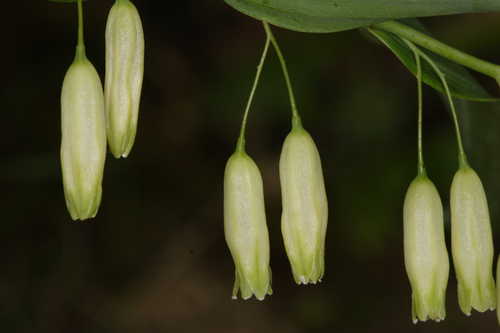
[279,126,328,285]
[61,52,106,221]
[497,255,500,324]
[450,166,496,315]
[403,175,449,323]
[105,0,144,158]
[224,152,272,300]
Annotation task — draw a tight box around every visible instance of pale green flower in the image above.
[105,0,144,158]
[451,167,496,315]
[224,152,272,300]
[497,255,500,324]
[279,127,328,285]
[403,175,449,323]
[61,56,106,221]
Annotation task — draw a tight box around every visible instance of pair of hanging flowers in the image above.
[223,22,328,300]
[401,41,496,323]
[404,157,496,323]
[60,0,144,220]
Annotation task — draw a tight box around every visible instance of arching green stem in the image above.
[235,33,271,153]
[403,39,469,169]
[405,41,426,177]
[262,22,302,130]
[375,21,500,80]
[75,0,86,61]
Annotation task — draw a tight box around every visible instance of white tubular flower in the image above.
[279,127,328,285]
[224,152,272,300]
[497,255,500,325]
[105,0,144,158]
[61,56,106,221]
[450,167,496,315]
[403,175,449,323]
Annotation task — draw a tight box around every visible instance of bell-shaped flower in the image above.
[279,126,328,284]
[61,54,106,221]
[105,0,144,158]
[403,175,449,323]
[450,166,496,315]
[224,151,272,300]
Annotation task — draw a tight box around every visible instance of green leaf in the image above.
[368,20,498,102]
[225,0,383,33]
[224,0,500,33]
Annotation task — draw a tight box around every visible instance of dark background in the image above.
[2,1,500,332]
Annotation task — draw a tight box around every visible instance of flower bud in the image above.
[61,56,106,221]
[450,167,496,315]
[105,0,144,158]
[403,176,449,323]
[224,152,272,300]
[279,127,328,284]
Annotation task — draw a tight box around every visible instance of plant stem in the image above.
[406,42,426,177]
[404,39,469,169]
[262,22,302,129]
[235,33,271,153]
[374,21,500,79]
[75,0,86,61]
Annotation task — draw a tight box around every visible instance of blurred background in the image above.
[2,1,500,332]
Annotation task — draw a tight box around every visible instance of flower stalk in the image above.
[403,44,449,323]
[224,30,272,300]
[264,22,328,284]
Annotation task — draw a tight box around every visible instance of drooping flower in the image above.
[497,255,500,324]
[105,0,144,158]
[279,126,328,285]
[450,166,496,315]
[224,151,272,300]
[403,175,449,323]
[61,53,106,221]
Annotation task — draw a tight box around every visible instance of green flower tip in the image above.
[411,288,447,324]
[232,266,273,301]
